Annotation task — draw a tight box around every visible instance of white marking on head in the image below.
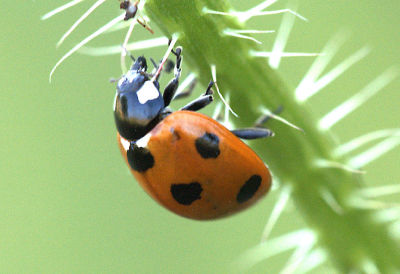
[120,136,130,152]
[136,133,151,148]
[136,81,160,104]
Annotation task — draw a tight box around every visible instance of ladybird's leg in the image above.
[162,47,183,107]
[254,105,284,127]
[203,80,214,96]
[231,128,274,140]
[172,77,198,100]
[230,106,282,140]
[179,81,214,111]
[180,95,213,111]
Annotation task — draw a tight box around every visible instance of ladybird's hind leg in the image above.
[231,106,283,140]
[231,128,274,140]
[180,81,214,111]
[162,47,183,107]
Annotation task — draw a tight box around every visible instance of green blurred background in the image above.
[1,0,399,273]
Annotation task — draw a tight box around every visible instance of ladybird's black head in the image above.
[114,56,164,140]
[131,56,147,71]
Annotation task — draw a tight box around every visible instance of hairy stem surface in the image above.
[144,0,400,272]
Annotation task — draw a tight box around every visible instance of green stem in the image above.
[144,0,400,272]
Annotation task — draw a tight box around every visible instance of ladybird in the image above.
[114,47,273,220]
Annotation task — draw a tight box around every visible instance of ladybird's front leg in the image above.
[162,47,183,107]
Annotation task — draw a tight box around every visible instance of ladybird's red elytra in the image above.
[117,111,272,220]
[114,46,273,220]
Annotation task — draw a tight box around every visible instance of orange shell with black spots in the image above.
[118,110,272,220]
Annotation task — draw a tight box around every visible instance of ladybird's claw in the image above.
[204,81,214,95]
[171,46,182,70]
[173,46,182,57]
[173,47,183,70]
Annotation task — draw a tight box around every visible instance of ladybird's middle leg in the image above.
[180,95,213,111]
[179,81,214,112]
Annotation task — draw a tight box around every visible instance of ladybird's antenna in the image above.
[150,58,158,70]
[151,34,179,82]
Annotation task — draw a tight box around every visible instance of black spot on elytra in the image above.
[171,182,203,205]
[195,132,220,159]
[237,175,262,203]
[127,142,154,172]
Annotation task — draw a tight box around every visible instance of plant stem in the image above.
[144,0,400,271]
